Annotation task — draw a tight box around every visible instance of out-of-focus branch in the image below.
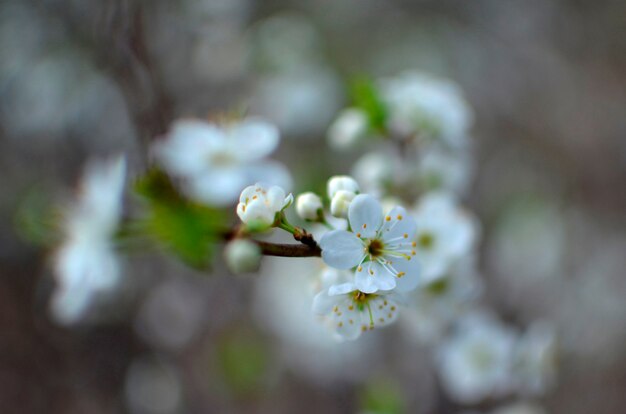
[45,0,174,150]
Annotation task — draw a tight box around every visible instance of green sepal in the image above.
[134,168,228,269]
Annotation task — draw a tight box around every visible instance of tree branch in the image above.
[255,241,321,258]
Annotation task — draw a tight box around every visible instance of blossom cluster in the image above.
[44,70,558,410]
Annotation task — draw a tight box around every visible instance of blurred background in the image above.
[1,0,626,413]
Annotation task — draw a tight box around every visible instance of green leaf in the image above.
[216,330,269,396]
[360,378,406,414]
[13,186,60,247]
[350,76,388,132]
[134,169,228,269]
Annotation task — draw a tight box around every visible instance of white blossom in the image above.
[254,259,375,383]
[224,239,262,273]
[153,117,291,206]
[417,147,473,196]
[313,282,404,341]
[236,183,292,227]
[437,311,517,404]
[411,191,478,284]
[352,151,399,198]
[379,71,473,149]
[327,108,369,150]
[51,155,126,324]
[320,194,420,293]
[329,190,356,219]
[295,192,323,220]
[401,257,483,344]
[327,175,360,199]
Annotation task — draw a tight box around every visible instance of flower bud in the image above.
[236,183,291,228]
[295,192,323,221]
[327,175,359,199]
[327,108,368,150]
[330,190,356,218]
[224,239,261,274]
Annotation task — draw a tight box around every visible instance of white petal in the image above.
[320,230,365,269]
[328,282,357,296]
[154,120,225,176]
[312,289,337,314]
[228,118,279,161]
[186,168,247,206]
[390,256,421,292]
[380,206,417,242]
[373,263,397,291]
[265,185,287,211]
[348,194,383,239]
[329,297,362,341]
[245,161,293,191]
[354,262,380,293]
[369,296,400,328]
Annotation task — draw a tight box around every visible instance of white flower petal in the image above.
[228,118,279,161]
[187,168,247,206]
[370,261,397,291]
[354,262,378,293]
[380,206,417,242]
[312,289,336,314]
[328,282,357,296]
[320,230,365,269]
[154,119,225,176]
[329,297,362,341]
[369,296,400,328]
[390,256,421,292]
[245,161,293,191]
[348,194,383,239]
[265,185,287,211]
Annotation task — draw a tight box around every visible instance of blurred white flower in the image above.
[417,147,473,196]
[224,239,262,273]
[401,257,483,344]
[327,175,360,199]
[512,321,558,396]
[411,192,478,284]
[313,282,404,341]
[251,68,342,139]
[51,155,126,324]
[236,183,292,227]
[320,194,420,293]
[295,192,323,221]
[253,258,375,384]
[327,108,369,150]
[437,311,517,404]
[379,71,473,149]
[352,151,400,198]
[153,117,291,206]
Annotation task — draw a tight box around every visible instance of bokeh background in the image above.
[2,0,626,413]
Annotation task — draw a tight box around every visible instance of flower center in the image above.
[367,239,384,257]
[418,232,435,249]
[468,344,495,370]
[352,291,375,302]
[208,150,235,167]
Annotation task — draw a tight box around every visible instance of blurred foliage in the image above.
[216,330,270,397]
[134,169,228,269]
[13,186,60,247]
[350,76,388,132]
[360,377,406,414]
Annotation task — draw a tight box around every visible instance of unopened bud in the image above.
[295,192,323,221]
[330,190,356,218]
[224,239,261,274]
[327,175,359,199]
